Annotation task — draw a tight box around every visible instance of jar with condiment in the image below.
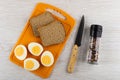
[88,25,103,64]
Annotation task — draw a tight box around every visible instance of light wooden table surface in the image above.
[0,0,120,80]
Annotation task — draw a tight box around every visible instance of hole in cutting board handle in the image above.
[46,8,66,20]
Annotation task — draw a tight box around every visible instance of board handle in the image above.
[67,45,79,73]
[35,3,75,26]
[46,8,66,20]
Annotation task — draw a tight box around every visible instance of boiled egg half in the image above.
[28,42,43,56]
[14,45,27,60]
[41,51,54,67]
[24,58,40,71]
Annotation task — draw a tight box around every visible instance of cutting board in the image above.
[9,3,75,78]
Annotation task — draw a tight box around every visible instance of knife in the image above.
[67,15,85,73]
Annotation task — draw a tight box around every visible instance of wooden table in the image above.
[0,0,120,80]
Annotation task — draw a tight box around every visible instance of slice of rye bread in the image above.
[38,21,66,46]
[30,11,55,37]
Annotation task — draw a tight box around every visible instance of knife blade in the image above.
[67,15,85,73]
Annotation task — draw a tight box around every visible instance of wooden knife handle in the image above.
[67,45,79,73]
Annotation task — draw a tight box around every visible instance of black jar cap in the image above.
[90,24,103,37]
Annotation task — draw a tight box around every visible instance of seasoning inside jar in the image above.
[88,25,103,64]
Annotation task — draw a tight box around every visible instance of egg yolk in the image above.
[15,47,24,56]
[25,60,34,69]
[42,55,51,65]
[32,46,40,55]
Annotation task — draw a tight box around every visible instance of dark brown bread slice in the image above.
[30,11,55,37]
[38,21,66,46]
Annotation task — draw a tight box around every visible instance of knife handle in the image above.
[67,45,79,73]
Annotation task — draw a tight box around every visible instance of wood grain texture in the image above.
[0,0,120,80]
[67,45,78,73]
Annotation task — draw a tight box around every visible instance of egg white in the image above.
[28,42,43,56]
[14,45,27,60]
[41,51,54,67]
[24,58,40,71]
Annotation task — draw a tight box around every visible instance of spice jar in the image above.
[88,25,103,64]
